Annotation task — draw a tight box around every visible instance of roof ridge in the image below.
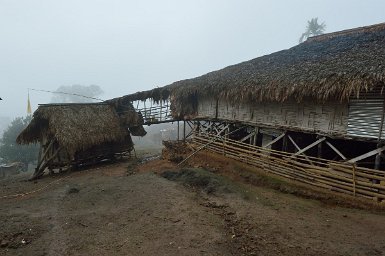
[305,22,385,43]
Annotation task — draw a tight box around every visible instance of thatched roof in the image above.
[118,22,385,104]
[17,103,131,154]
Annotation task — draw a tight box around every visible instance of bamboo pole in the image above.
[178,126,245,166]
[353,164,356,196]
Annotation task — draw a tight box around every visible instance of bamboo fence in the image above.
[191,132,385,202]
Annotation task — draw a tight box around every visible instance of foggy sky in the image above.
[1,0,385,118]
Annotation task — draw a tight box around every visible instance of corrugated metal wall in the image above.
[347,97,385,139]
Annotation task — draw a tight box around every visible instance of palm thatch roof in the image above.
[17,103,132,154]
[117,22,385,105]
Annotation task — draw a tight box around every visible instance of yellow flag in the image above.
[27,93,32,114]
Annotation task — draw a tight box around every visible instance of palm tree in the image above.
[299,18,326,43]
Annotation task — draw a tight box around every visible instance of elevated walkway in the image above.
[137,102,177,125]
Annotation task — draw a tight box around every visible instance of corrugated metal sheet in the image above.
[347,98,385,139]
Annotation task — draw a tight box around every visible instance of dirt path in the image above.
[1,158,385,256]
[0,165,229,256]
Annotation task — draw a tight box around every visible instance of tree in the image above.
[50,84,103,103]
[299,18,326,43]
[0,116,39,168]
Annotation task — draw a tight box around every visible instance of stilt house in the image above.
[17,102,146,179]
[113,23,385,201]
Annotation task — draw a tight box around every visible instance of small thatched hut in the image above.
[17,102,146,179]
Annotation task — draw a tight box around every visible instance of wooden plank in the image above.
[262,132,285,148]
[347,146,385,163]
[35,139,55,171]
[31,146,63,180]
[240,131,256,142]
[178,126,244,166]
[293,137,326,156]
[287,135,314,165]
[325,141,347,160]
[353,164,356,196]
[216,124,230,137]
[200,122,213,133]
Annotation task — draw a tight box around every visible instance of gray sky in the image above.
[1,0,385,118]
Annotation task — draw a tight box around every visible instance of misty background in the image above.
[1,0,385,135]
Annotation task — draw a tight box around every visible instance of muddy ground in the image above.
[1,148,385,256]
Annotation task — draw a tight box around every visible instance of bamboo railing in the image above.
[192,132,385,202]
[138,104,174,124]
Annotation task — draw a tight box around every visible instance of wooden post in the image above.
[160,99,163,121]
[178,126,245,166]
[177,121,180,141]
[197,121,200,135]
[287,135,314,165]
[375,152,381,170]
[375,143,382,170]
[253,127,258,146]
[35,139,55,171]
[31,146,62,180]
[183,121,186,141]
[149,99,152,119]
[374,95,385,170]
[293,137,326,157]
[325,141,347,160]
[317,136,323,159]
[166,100,169,120]
[222,135,225,156]
[143,100,147,123]
[352,163,356,196]
[282,133,288,152]
[347,145,385,163]
[262,132,285,148]
[37,142,43,167]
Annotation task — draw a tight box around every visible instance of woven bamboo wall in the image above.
[196,97,348,134]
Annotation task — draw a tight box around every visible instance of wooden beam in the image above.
[347,146,385,164]
[31,146,63,180]
[240,131,256,142]
[262,132,285,148]
[183,121,186,141]
[200,122,213,133]
[185,129,194,139]
[287,135,314,165]
[325,141,347,160]
[214,124,230,137]
[178,126,245,166]
[253,127,258,146]
[35,139,55,171]
[186,121,193,130]
[177,121,180,140]
[293,137,326,156]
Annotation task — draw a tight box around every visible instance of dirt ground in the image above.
[1,149,385,256]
